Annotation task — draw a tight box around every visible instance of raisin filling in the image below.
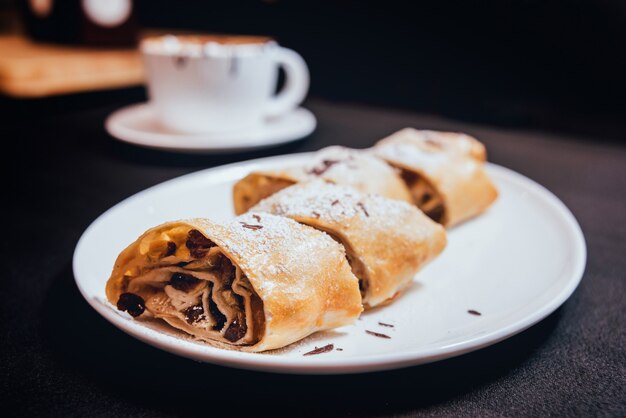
[207,282,227,331]
[117,293,145,317]
[400,169,446,224]
[185,229,215,258]
[224,318,247,342]
[170,273,200,292]
[184,304,204,324]
[116,229,265,345]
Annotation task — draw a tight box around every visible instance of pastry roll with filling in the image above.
[105,213,362,352]
[252,181,447,307]
[233,145,412,215]
[374,134,498,228]
[377,128,487,161]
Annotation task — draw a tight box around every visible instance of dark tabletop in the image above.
[3,97,625,417]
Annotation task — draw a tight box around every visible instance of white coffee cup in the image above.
[141,34,310,133]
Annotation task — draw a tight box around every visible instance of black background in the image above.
[136,0,626,141]
[3,0,626,140]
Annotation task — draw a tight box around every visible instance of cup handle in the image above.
[265,47,310,117]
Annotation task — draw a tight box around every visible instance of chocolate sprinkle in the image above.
[378,322,394,328]
[308,159,340,176]
[173,56,188,69]
[252,214,262,222]
[366,330,391,339]
[468,309,482,316]
[117,293,145,317]
[357,202,369,217]
[331,199,340,206]
[336,348,343,351]
[311,211,321,218]
[240,222,263,230]
[303,344,334,356]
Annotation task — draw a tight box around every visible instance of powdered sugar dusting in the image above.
[273,146,411,203]
[376,128,485,160]
[252,180,439,243]
[251,181,447,307]
[308,146,402,191]
[374,130,483,180]
[204,213,346,298]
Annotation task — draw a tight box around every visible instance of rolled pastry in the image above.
[105,213,362,352]
[252,181,447,307]
[233,146,412,214]
[376,128,487,161]
[374,134,498,227]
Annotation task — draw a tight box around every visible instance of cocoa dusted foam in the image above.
[141,34,274,56]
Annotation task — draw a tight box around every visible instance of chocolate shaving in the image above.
[336,348,343,351]
[311,211,321,218]
[240,222,263,230]
[252,214,262,222]
[308,159,340,176]
[366,330,391,339]
[173,56,188,69]
[331,199,340,206]
[303,344,334,356]
[378,322,394,328]
[357,202,369,217]
[468,309,482,316]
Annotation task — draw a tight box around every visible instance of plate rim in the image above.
[104,103,317,154]
[72,153,587,374]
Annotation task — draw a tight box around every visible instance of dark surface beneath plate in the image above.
[2,98,626,417]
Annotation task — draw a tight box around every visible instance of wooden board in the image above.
[0,34,144,98]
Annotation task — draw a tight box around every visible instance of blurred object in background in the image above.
[1,0,625,141]
[0,34,143,97]
[17,0,138,46]
[0,0,142,99]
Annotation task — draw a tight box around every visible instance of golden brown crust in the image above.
[106,214,362,352]
[232,173,296,215]
[252,181,447,307]
[232,146,412,215]
[374,135,498,227]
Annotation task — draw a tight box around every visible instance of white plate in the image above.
[73,153,586,374]
[104,103,316,153]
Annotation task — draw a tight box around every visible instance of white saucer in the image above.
[104,103,317,153]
